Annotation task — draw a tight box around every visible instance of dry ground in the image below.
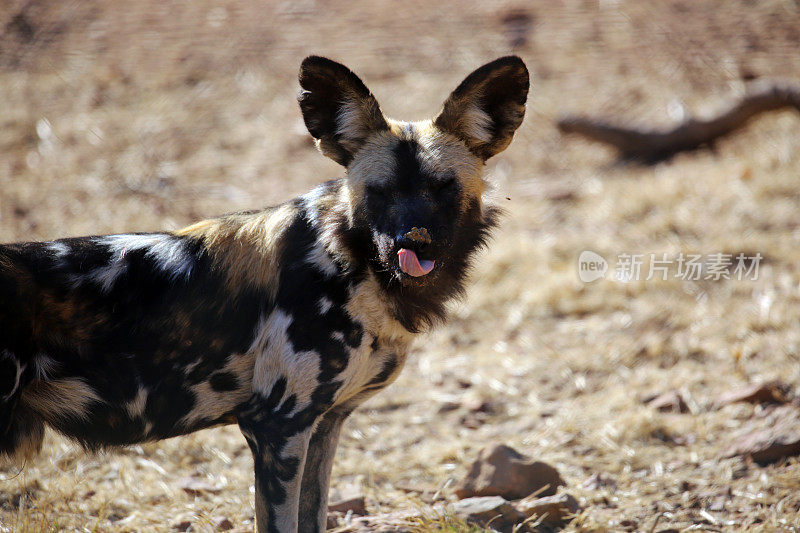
[2,1,800,531]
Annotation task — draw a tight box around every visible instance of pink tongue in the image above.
[398,248,435,277]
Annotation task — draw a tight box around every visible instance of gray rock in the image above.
[329,495,367,515]
[454,444,565,500]
[724,405,800,464]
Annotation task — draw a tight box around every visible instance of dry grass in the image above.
[2,1,800,531]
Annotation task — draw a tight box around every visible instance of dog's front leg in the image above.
[298,406,351,533]
[238,403,314,533]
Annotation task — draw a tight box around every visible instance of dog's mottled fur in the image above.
[0,56,528,532]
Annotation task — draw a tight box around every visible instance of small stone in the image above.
[328,495,366,515]
[215,517,234,531]
[646,390,689,413]
[451,496,524,530]
[454,444,565,500]
[437,401,460,413]
[724,405,800,464]
[178,477,221,496]
[715,380,791,408]
[515,493,581,524]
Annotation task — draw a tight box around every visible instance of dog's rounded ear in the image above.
[434,56,529,161]
[298,56,389,166]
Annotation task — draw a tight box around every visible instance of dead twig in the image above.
[557,81,800,164]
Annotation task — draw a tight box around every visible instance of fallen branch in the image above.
[557,81,800,163]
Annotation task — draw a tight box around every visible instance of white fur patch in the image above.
[306,244,338,277]
[180,381,222,427]
[101,234,195,279]
[300,185,326,222]
[179,353,253,428]
[79,254,128,292]
[250,309,322,416]
[182,359,201,377]
[74,234,194,292]
[47,241,71,267]
[318,297,333,315]
[23,378,102,422]
[125,387,149,418]
[300,187,341,277]
[32,353,59,380]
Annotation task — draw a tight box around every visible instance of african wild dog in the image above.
[0,56,528,532]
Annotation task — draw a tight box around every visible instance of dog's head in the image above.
[298,56,528,326]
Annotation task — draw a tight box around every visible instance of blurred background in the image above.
[2,1,800,531]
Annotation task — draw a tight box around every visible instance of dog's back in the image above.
[0,224,280,459]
